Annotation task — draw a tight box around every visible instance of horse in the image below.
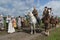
[47,8,58,28]
[55,17,59,27]
[50,16,59,28]
[42,7,51,36]
[27,12,37,34]
[42,14,50,36]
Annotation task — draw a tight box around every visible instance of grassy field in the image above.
[34,27,60,40]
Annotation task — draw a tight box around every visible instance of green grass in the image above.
[46,28,60,40]
[34,27,60,40]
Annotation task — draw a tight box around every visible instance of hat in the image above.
[45,6,47,8]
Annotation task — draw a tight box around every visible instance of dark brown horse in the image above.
[42,13,50,31]
[42,12,50,36]
[50,16,59,27]
[50,16,55,27]
[42,7,51,36]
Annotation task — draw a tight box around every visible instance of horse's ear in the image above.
[27,12,30,15]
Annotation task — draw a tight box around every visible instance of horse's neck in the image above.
[55,18,58,21]
[29,16,37,24]
[30,16,35,19]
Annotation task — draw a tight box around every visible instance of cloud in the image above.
[0,0,60,17]
[0,0,34,16]
[39,1,60,17]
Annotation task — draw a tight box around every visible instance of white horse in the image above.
[27,12,37,34]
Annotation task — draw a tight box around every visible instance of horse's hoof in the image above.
[31,32,33,35]
[45,31,49,36]
[34,32,36,34]
[47,32,49,36]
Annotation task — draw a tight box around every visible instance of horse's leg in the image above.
[48,23,50,36]
[55,23,57,27]
[44,23,47,35]
[30,24,33,34]
[45,23,47,32]
[50,23,52,29]
[52,23,53,27]
[45,23,49,36]
[33,24,36,34]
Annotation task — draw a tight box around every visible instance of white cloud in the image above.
[0,0,60,17]
[39,1,60,17]
[0,0,34,16]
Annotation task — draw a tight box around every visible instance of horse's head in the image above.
[27,12,34,18]
[27,12,37,24]
[48,8,52,14]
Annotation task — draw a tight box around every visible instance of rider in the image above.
[43,6,48,17]
[32,6,38,17]
[32,7,40,24]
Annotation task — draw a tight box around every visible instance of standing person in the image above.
[8,16,15,33]
[0,15,4,31]
[21,17,25,28]
[6,16,11,31]
[12,17,17,29]
[17,16,21,30]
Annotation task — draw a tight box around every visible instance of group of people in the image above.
[0,6,59,36]
[0,15,26,33]
[6,16,26,33]
[0,15,4,31]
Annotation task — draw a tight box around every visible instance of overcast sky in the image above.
[0,0,60,17]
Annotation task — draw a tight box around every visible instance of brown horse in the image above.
[50,16,59,28]
[42,13,50,36]
[42,14,50,30]
[42,7,51,36]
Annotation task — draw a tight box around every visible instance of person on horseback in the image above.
[32,7,40,25]
[42,6,51,36]
[32,6,38,17]
[43,6,49,16]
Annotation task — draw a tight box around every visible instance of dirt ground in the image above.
[0,32,41,40]
[0,24,59,40]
